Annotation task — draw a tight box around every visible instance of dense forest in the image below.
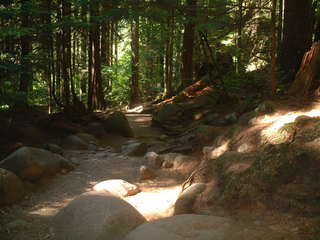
[1,0,318,111]
[2,1,320,240]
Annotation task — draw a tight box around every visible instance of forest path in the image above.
[0,113,183,240]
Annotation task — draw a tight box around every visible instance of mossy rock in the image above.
[218,144,309,203]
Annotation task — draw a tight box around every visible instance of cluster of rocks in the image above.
[0,146,74,206]
[0,111,136,207]
[51,191,290,240]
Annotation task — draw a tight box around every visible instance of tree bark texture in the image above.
[181,0,197,89]
[289,42,320,97]
[280,0,313,83]
[19,0,32,93]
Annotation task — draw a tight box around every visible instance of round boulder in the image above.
[52,191,146,240]
[93,179,140,197]
[124,214,232,240]
[122,141,148,157]
[104,111,134,137]
[139,166,156,180]
[0,168,25,205]
[0,147,74,181]
[174,183,206,215]
[62,135,89,150]
[144,152,162,168]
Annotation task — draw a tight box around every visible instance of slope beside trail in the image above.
[0,113,183,240]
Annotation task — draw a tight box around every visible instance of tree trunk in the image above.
[270,0,278,95]
[280,0,313,83]
[164,10,174,98]
[61,0,71,106]
[289,42,320,97]
[19,0,32,94]
[181,0,197,89]
[88,0,105,110]
[130,16,141,105]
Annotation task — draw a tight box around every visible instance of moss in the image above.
[218,144,308,203]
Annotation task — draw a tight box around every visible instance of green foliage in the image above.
[102,51,131,106]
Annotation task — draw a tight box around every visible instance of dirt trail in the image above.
[0,113,183,240]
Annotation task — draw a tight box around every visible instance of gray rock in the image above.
[62,135,89,150]
[42,143,63,155]
[103,111,134,137]
[0,168,25,206]
[122,141,148,157]
[124,214,232,240]
[139,166,156,180]
[86,122,106,138]
[144,152,162,168]
[174,183,206,215]
[53,191,146,240]
[0,147,74,181]
[93,179,140,197]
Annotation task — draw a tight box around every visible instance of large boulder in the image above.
[93,179,140,197]
[124,214,232,240]
[52,191,146,240]
[103,111,134,137]
[174,183,206,215]
[85,122,106,138]
[122,141,148,157]
[76,133,99,145]
[0,147,74,181]
[0,168,25,205]
[124,214,291,240]
[62,135,89,150]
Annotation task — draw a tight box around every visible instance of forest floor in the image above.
[0,112,311,240]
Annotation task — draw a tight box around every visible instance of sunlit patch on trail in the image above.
[125,185,181,221]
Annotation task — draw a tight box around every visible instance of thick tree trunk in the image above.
[181,0,197,89]
[88,1,105,111]
[289,42,320,97]
[280,0,313,83]
[19,0,32,94]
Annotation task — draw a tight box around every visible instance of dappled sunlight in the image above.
[257,107,320,144]
[204,140,230,159]
[125,185,181,221]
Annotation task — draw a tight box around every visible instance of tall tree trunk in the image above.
[88,0,105,110]
[61,0,71,106]
[164,10,174,98]
[181,0,197,89]
[280,0,313,83]
[270,0,278,95]
[236,0,244,73]
[40,0,53,112]
[19,0,32,94]
[130,16,141,105]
